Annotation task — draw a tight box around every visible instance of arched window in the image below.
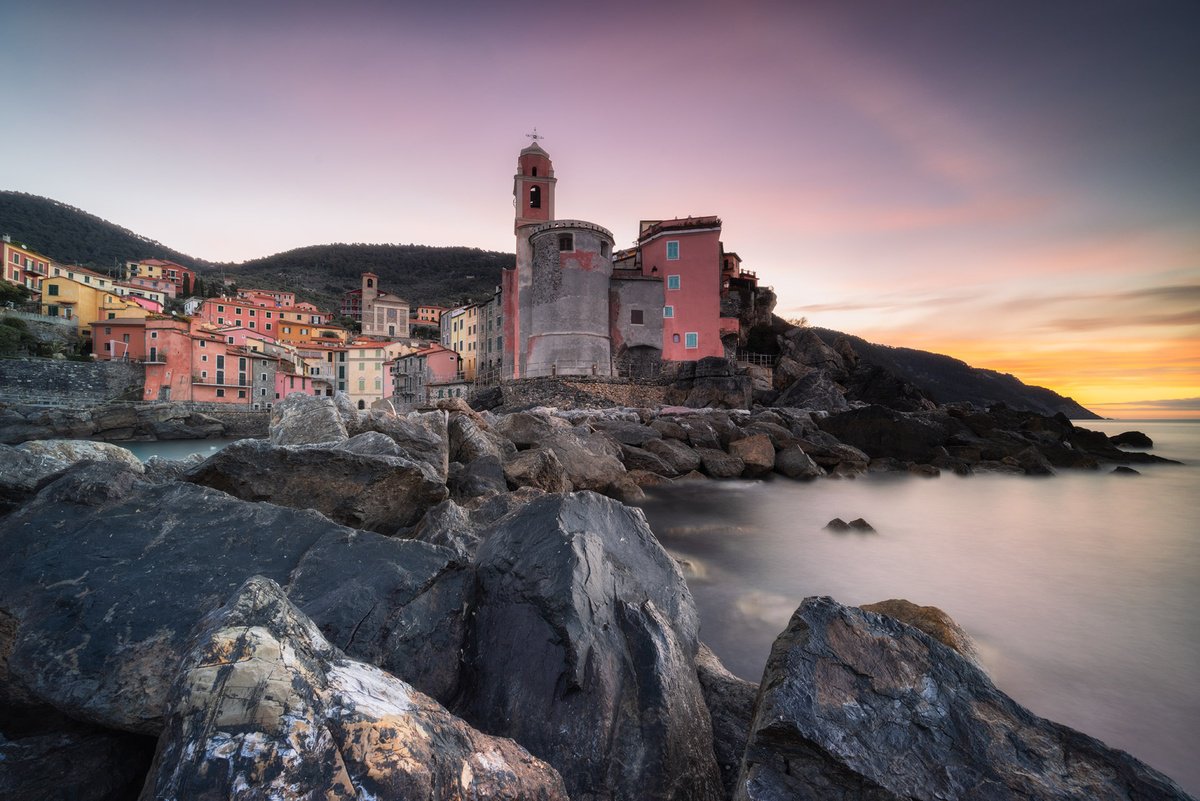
[366,278,374,288]
[532,166,538,177]
[529,186,541,209]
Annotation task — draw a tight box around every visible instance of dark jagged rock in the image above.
[774,445,825,479]
[775,370,850,413]
[696,643,757,799]
[0,464,468,732]
[1111,430,1153,448]
[1111,465,1141,476]
[449,412,516,463]
[409,488,545,561]
[847,517,875,532]
[0,722,154,801]
[736,596,1194,801]
[356,408,449,479]
[142,576,567,801]
[448,454,509,500]
[697,446,746,478]
[460,492,724,801]
[817,405,964,463]
[620,442,677,476]
[592,418,664,446]
[824,518,851,532]
[186,438,447,533]
[504,447,573,493]
[644,436,704,476]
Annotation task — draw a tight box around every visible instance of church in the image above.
[501,138,751,380]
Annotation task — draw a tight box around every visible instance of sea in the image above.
[124,421,1200,793]
[640,419,1200,795]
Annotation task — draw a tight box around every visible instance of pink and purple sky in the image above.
[3,0,1197,416]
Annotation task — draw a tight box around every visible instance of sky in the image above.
[2,0,1198,417]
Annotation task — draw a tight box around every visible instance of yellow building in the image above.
[40,275,149,335]
[275,320,351,346]
[446,303,481,380]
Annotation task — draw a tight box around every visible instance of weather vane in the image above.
[526,128,544,143]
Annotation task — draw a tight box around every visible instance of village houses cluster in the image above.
[2,140,760,409]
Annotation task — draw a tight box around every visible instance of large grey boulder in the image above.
[643,436,703,476]
[735,596,1194,801]
[774,445,824,479]
[0,440,144,514]
[187,438,447,533]
[449,413,516,463]
[142,576,567,801]
[357,409,449,479]
[269,393,348,446]
[775,370,849,413]
[0,463,469,733]
[619,442,677,476]
[459,492,724,801]
[816,405,965,463]
[504,448,573,493]
[696,447,746,478]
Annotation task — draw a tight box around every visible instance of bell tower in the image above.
[514,132,555,232]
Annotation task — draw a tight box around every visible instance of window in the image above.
[47,284,59,296]
[666,240,680,260]
[199,340,206,348]
[201,354,208,362]
[667,275,680,290]
[202,370,208,379]
[531,166,538,177]
[217,305,225,313]
[663,305,675,318]
[672,333,681,343]
[558,234,573,251]
[685,332,698,349]
[261,372,267,381]
[238,390,246,399]
[529,185,541,209]
[600,242,610,258]
[260,388,267,396]
[630,309,644,325]
[216,389,225,398]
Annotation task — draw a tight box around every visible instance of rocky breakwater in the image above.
[1,390,1195,799]
[0,401,228,445]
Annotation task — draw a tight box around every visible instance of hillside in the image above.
[0,191,209,272]
[224,243,510,310]
[0,191,509,307]
[810,326,1099,419]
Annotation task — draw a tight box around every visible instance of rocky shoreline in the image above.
[0,390,1192,800]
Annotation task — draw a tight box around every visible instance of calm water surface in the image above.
[119,438,243,461]
[640,420,1200,794]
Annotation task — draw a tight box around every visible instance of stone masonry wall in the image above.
[495,376,668,411]
[0,358,144,406]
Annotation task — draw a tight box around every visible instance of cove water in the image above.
[640,420,1200,794]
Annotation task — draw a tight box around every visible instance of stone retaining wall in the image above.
[495,376,669,410]
[0,358,143,406]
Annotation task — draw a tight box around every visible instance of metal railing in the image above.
[736,350,778,367]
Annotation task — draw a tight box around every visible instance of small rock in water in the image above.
[824,518,851,532]
[907,463,940,478]
[848,518,875,532]
[1111,465,1141,476]
[1110,430,1153,448]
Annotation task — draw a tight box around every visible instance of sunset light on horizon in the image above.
[2,0,1197,417]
